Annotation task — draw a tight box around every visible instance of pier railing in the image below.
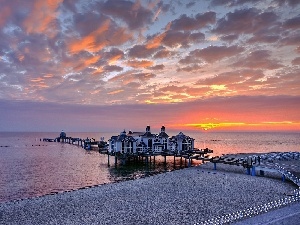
[198,152,300,225]
[196,188,300,225]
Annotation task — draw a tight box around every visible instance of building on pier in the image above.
[108,125,194,154]
[169,132,195,152]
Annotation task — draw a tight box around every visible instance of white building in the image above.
[108,126,195,154]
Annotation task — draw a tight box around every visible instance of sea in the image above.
[0,131,299,203]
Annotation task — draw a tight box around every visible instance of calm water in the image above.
[0,131,299,203]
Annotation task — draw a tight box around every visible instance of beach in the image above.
[0,158,299,225]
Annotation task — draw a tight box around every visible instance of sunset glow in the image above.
[0,0,299,132]
[185,121,300,131]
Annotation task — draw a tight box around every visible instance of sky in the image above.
[0,0,299,132]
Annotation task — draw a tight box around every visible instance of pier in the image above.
[42,130,106,150]
[42,128,214,168]
[42,130,300,188]
[105,147,213,167]
[211,152,300,187]
[42,136,214,167]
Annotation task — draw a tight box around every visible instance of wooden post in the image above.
[214,162,217,170]
[115,154,117,166]
[282,174,286,182]
[251,166,256,176]
[188,158,191,167]
[246,167,250,175]
[107,154,110,167]
[173,155,176,167]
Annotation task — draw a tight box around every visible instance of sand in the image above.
[1,155,299,225]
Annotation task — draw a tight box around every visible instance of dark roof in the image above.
[127,131,145,136]
[109,136,118,141]
[158,132,169,138]
[141,132,156,138]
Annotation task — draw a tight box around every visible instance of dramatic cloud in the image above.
[189,45,244,63]
[232,50,283,69]
[0,0,299,131]
[170,12,216,31]
[98,0,153,29]
[213,8,278,35]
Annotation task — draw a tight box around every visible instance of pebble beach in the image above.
[0,157,299,225]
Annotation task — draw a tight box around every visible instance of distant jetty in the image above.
[42,130,107,150]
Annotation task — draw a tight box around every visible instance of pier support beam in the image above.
[107,154,110,167]
[246,167,251,175]
[251,166,256,176]
[213,162,217,170]
[260,170,265,176]
[173,155,176,167]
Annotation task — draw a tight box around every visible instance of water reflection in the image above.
[108,156,198,182]
[1,131,299,203]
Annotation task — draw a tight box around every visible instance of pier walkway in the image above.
[210,152,300,187]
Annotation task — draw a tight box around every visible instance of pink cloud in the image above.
[23,0,62,37]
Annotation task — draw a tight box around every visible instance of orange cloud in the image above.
[145,22,171,49]
[23,0,63,37]
[68,20,111,54]
[43,74,54,78]
[108,89,124,95]
[31,77,45,82]
[92,67,104,75]
[108,54,122,65]
[17,53,25,62]
[70,55,101,71]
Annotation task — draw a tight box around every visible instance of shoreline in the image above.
[1,157,299,225]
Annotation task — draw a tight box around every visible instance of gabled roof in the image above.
[109,136,118,141]
[158,132,169,138]
[141,132,156,138]
[127,131,145,136]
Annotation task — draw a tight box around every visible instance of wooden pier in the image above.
[42,136,104,150]
[210,153,300,187]
[105,147,214,167]
[42,133,300,187]
[42,135,214,167]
